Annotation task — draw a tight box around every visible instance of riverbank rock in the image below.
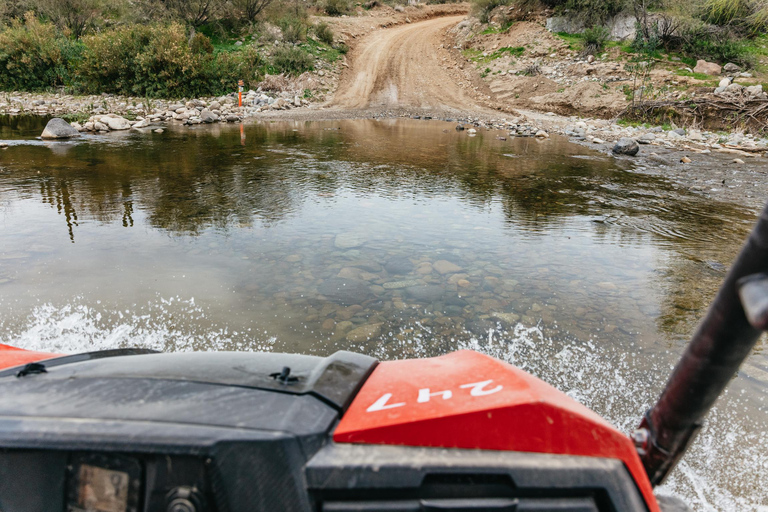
[637,133,655,144]
[102,115,131,130]
[612,138,639,156]
[200,109,218,123]
[41,118,80,139]
[693,60,722,76]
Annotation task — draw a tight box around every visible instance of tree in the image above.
[233,0,275,22]
[162,0,221,27]
[36,0,106,38]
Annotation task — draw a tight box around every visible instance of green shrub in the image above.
[0,13,82,91]
[679,24,754,67]
[472,0,510,23]
[580,25,611,54]
[703,0,768,33]
[325,0,351,16]
[77,24,265,97]
[190,32,215,54]
[271,45,314,75]
[279,16,308,42]
[564,0,626,26]
[315,21,334,45]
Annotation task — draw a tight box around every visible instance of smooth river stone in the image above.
[433,260,462,274]
[346,323,383,342]
[317,278,373,305]
[492,312,520,324]
[404,284,446,302]
[383,279,422,290]
[384,256,414,275]
[334,232,367,249]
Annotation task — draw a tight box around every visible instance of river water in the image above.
[0,116,766,510]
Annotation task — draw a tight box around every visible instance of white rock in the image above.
[103,116,131,130]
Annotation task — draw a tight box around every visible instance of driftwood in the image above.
[622,95,768,133]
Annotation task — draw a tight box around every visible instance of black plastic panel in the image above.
[305,444,648,512]
[0,350,376,412]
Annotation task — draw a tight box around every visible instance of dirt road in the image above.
[331,16,489,113]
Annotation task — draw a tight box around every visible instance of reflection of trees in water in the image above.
[0,119,750,252]
[0,115,49,139]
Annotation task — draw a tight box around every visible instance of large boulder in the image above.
[612,138,639,156]
[101,115,131,130]
[693,59,722,76]
[41,118,80,139]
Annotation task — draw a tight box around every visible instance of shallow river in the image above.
[1,116,766,510]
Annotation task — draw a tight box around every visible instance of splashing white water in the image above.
[0,297,276,354]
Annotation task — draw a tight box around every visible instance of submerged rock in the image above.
[384,256,414,275]
[334,232,367,249]
[41,118,80,139]
[346,323,383,342]
[404,284,445,302]
[318,278,373,305]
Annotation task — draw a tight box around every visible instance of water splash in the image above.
[0,297,276,354]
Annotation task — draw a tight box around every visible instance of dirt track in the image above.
[331,16,490,113]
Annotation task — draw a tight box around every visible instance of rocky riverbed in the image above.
[0,89,315,133]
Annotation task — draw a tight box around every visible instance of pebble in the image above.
[733,158,745,164]
[433,260,462,274]
[334,232,367,249]
[383,279,421,289]
[680,156,692,163]
[346,323,383,342]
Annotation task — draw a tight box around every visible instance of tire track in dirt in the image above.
[330,16,488,112]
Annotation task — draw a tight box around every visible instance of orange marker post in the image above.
[238,79,244,107]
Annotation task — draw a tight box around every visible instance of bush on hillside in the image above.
[77,24,265,97]
[580,25,611,54]
[271,45,314,75]
[279,15,309,42]
[0,13,81,91]
[324,0,351,16]
[473,0,510,23]
[314,21,334,44]
[703,0,768,33]
[679,23,754,66]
